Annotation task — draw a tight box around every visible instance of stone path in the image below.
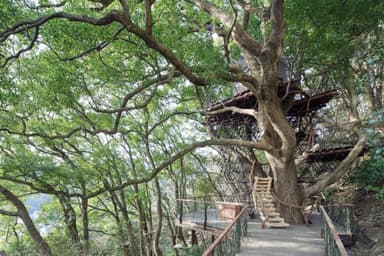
[237,213,325,256]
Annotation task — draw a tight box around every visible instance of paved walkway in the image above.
[237,213,325,256]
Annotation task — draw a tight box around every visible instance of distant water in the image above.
[25,194,51,217]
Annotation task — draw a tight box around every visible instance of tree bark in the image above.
[259,94,304,223]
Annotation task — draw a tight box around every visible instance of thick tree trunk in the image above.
[0,185,52,256]
[266,154,304,223]
[257,76,304,223]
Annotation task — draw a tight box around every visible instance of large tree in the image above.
[0,5,381,255]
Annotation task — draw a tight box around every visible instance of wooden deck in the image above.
[237,213,325,256]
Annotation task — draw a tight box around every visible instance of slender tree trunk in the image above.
[119,191,139,255]
[153,178,163,256]
[107,184,136,256]
[81,197,89,256]
[80,182,89,256]
[170,166,187,247]
[58,194,82,253]
[0,185,52,256]
[110,199,131,256]
[135,184,150,256]
[146,184,154,256]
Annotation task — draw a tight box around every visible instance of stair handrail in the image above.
[319,205,349,256]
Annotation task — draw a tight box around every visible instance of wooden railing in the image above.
[202,206,248,256]
[319,205,349,256]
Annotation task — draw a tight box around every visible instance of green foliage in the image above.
[195,177,216,197]
[354,146,384,199]
[285,0,384,90]
[354,111,384,199]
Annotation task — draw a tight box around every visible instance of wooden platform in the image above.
[306,145,368,162]
[237,213,325,256]
[175,209,231,235]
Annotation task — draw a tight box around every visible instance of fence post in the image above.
[345,206,351,234]
[204,200,208,230]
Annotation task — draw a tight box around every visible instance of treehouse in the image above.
[205,80,337,129]
[204,80,365,179]
[173,81,363,254]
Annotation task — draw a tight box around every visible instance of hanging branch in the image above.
[223,0,237,64]
[1,27,39,68]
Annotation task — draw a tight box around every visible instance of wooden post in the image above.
[207,235,215,256]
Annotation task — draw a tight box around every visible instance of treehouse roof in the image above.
[204,81,338,126]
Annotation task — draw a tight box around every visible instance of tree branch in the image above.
[295,144,320,167]
[304,135,368,197]
[0,208,18,217]
[113,12,207,86]
[1,11,119,43]
[1,26,39,67]
[144,0,154,35]
[0,185,52,256]
[61,26,125,61]
[87,138,275,198]
[189,0,263,57]
[266,0,284,53]
[205,106,257,118]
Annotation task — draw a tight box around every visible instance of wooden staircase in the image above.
[252,177,290,228]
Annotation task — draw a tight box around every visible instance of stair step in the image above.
[268,217,285,222]
[264,222,290,228]
[253,178,290,229]
[264,212,280,217]
[262,206,276,210]
[264,212,279,216]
